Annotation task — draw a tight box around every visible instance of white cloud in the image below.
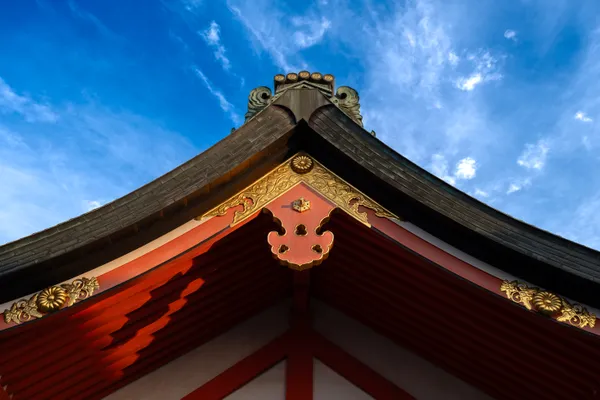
[84,199,103,211]
[506,178,532,194]
[291,16,331,49]
[455,157,477,179]
[574,111,593,122]
[193,67,242,125]
[181,0,203,11]
[430,154,456,185]
[455,73,482,91]
[557,192,600,249]
[0,80,198,244]
[448,51,460,66]
[504,29,517,41]
[474,188,489,198]
[507,183,521,194]
[200,21,231,70]
[455,51,503,91]
[517,140,550,170]
[227,0,332,71]
[67,0,119,40]
[0,78,58,123]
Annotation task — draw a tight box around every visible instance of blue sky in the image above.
[1,0,600,250]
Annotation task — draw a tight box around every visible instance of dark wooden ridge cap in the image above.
[0,105,297,302]
[306,104,600,306]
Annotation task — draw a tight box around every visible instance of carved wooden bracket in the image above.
[265,184,335,271]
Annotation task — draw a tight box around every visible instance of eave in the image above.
[1,77,600,311]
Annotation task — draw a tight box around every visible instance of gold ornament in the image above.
[274,74,286,82]
[198,153,397,227]
[60,277,100,306]
[286,73,298,82]
[323,74,334,82]
[291,155,314,174]
[500,280,536,310]
[3,295,43,325]
[557,302,596,329]
[532,291,562,315]
[292,198,311,213]
[3,276,100,325]
[311,72,323,81]
[36,286,67,313]
[299,71,310,79]
[500,280,596,329]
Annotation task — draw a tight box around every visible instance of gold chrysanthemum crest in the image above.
[36,286,67,313]
[291,155,314,174]
[532,291,562,315]
[3,276,100,325]
[501,280,596,329]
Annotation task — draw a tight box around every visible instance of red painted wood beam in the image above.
[286,271,313,400]
[320,252,596,388]
[79,290,289,400]
[328,217,600,360]
[311,331,414,400]
[20,275,289,400]
[182,332,290,400]
[0,386,10,400]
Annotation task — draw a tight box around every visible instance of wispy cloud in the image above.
[291,16,331,49]
[83,199,104,211]
[448,51,460,67]
[517,140,550,170]
[455,157,477,179]
[574,111,593,122]
[67,0,119,40]
[556,192,600,249]
[226,0,330,71]
[0,78,58,123]
[192,67,242,125]
[200,21,231,71]
[181,0,203,12]
[430,154,457,185]
[455,52,503,91]
[504,29,517,41]
[429,154,478,185]
[507,178,532,194]
[0,75,197,244]
[474,188,489,198]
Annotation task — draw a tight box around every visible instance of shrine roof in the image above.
[1,71,600,307]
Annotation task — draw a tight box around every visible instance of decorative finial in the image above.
[332,86,363,127]
[243,72,368,127]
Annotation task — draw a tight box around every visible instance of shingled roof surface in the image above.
[2,80,600,307]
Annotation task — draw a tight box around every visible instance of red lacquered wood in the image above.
[286,271,313,400]
[266,183,335,270]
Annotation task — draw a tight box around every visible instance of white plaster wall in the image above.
[225,361,286,400]
[314,359,373,400]
[313,300,493,400]
[105,300,290,400]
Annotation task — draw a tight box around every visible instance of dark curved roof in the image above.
[0,105,297,301]
[1,87,600,308]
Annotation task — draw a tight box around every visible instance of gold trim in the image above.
[3,277,100,325]
[198,154,397,227]
[291,155,313,174]
[500,280,596,329]
[292,198,311,213]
